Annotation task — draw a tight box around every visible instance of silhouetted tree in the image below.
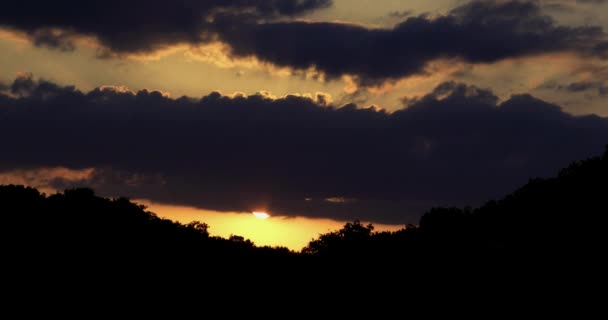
[186,221,210,237]
[2,145,608,288]
[302,220,377,257]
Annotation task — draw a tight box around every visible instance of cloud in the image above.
[564,81,608,95]
[0,0,332,53]
[2,74,607,223]
[565,81,600,92]
[1,1,606,84]
[215,0,607,83]
[388,10,413,18]
[593,42,608,59]
[542,0,607,12]
[29,28,78,52]
[540,80,608,96]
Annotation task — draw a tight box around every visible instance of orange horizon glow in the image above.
[137,199,404,251]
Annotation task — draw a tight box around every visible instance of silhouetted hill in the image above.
[419,146,608,255]
[301,146,608,261]
[1,185,295,274]
[2,147,607,300]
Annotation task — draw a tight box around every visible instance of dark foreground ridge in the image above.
[2,147,607,302]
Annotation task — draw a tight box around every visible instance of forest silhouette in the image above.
[3,147,607,291]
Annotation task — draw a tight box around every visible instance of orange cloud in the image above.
[0,28,30,45]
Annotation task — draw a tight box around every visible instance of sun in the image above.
[252,211,270,219]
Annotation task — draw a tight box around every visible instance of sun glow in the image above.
[135,200,404,250]
[252,211,270,219]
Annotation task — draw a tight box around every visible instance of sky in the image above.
[1,0,608,250]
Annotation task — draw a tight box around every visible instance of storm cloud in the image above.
[2,75,607,223]
[219,0,606,83]
[1,1,606,83]
[0,0,332,53]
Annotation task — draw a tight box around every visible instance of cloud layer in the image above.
[1,1,606,83]
[0,0,332,53]
[220,0,607,83]
[2,75,607,223]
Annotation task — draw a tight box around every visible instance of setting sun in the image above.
[252,211,270,219]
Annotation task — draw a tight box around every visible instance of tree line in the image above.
[2,147,607,284]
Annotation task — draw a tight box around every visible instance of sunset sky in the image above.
[1,0,608,250]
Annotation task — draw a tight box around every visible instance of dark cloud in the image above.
[0,0,332,53]
[2,75,607,223]
[566,81,599,92]
[541,80,608,96]
[217,0,606,83]
[388,10,413,18]
[1,1,606,83]
[593,42,608,59]
[30,29,78,52]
